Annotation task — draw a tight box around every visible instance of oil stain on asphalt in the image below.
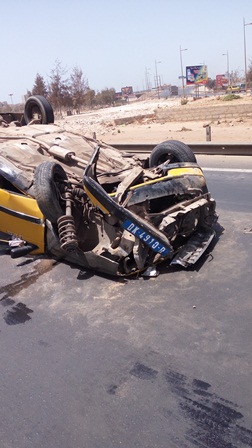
[165,368,252,447]
[130,362,158,380]
[3,302,33,325]
[0,259,56,325]
[108,363,252,447]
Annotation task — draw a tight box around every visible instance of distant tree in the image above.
[95,88,116,106]
[83,88,95,108]
[61,83,72,110]
[247,59,252,83]
[26,61,119,112]
[206,78,215,90]
[32,73,48,97]
[47,59,69,111]
[229,69,242,85]
[94,91,102,105]
[70,66,89,111]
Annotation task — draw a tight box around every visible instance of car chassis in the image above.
[0,96,218,277]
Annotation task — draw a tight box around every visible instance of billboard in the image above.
[121,86,133,96]
[186,65,208,85]
[216,74,228,87]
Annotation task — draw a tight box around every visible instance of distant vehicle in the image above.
[226,84,246,93]
[237,83,246,92]
[226,85,239,93]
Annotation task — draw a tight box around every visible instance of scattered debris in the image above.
[142,266,159,277]
[177,126,192,132]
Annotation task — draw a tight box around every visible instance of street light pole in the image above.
[243,17,252,92]
[180,46,187,97]
[222,51,230,85]
[145,67,151,92]
[155,59,161,99]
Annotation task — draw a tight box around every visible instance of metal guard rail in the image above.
[110,143,252,156]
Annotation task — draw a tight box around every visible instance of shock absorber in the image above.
[57,191,78,252]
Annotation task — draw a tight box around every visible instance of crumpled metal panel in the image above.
[171,228,216,267]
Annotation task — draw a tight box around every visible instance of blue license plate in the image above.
[122,219,170,255]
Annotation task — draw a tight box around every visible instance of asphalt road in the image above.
[1,155,252,448]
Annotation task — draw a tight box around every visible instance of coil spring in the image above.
[57,215,78,252]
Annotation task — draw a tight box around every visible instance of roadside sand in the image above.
[56,95,252,144]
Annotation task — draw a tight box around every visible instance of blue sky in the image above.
[1,0,252,103]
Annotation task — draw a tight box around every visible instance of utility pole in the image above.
[243,17,252,91]
[180,46,187,97]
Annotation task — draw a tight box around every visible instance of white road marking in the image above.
[202,167,252,173]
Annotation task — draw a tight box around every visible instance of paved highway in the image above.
[0,155,252,448]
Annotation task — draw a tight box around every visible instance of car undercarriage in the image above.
[0,96,218,276]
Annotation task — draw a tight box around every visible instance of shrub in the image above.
[222,94,240,101]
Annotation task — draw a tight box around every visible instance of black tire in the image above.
[34,162,67,223]
[24,95,54,124]
[149,140,197,167]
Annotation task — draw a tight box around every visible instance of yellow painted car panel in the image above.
[0,188,45,253]
[109,166,204,197]
[84,186,110,214]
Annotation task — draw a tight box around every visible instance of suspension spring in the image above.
[57,215,78,252]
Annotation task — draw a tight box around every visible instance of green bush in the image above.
[222,94,241,101]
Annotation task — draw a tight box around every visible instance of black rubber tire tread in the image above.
[149,140,197,167]
[34,162,67,223]
[24,95,54,124]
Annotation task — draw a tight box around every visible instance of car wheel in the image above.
[34,162,67,223]
[149,140,197,167]
[24,95,54,124]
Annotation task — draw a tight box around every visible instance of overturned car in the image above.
[0,96,218,276]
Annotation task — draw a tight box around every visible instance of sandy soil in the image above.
[56,95,252,145]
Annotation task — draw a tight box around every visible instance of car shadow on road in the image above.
[0,222,224,285]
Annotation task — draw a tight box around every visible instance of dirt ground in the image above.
[56,95,252,145]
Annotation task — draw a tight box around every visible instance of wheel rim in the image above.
[29,105,43,122]
[156,153,180,165]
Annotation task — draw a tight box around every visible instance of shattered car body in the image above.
[0,97,218,276]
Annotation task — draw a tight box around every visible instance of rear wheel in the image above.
[149,140,197,167]
[34,162,67,223]
[24,95,54,124]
